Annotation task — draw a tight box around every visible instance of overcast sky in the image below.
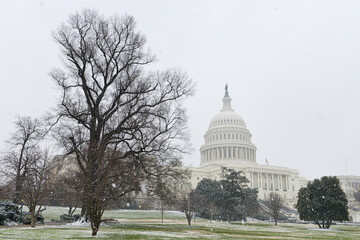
[1,0,360,180]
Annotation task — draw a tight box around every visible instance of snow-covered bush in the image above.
[0,200,20,225]
[21,212,44,225]
[0,200,44,225]
[0,210,6,225]
[60,214,81,223]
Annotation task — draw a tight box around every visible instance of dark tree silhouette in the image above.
[21,148,51,227]
[194,178,222,222]
[296,176,349,229]
[0,116,43,204]
[219,167,249,222]
[178,189,198,226]
[50,9,193,236]
[265,192,283,226]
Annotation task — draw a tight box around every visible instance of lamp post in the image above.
[19,202,24,224]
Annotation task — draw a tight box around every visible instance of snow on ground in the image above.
[1,221,360,239]
[66,218,90,226]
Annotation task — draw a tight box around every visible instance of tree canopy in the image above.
[265,192,283,226]
[49,9,194,235]
[296,176,349,229]
[195,167,258,222]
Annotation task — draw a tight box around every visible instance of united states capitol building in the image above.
[189,85,360,220]
[188,86,310,207]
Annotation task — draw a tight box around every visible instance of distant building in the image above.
[189,86,307,207]
[337,175,360,222]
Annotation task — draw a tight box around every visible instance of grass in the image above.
[1,207,360,239]
[22,206,186,222]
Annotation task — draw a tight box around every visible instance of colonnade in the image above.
[250,172,289,192]
[201,146,256,162]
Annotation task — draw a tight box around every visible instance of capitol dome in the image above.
[200,85,257,166]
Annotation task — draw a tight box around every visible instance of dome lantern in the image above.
[200,85,257,166]
[222,84,233,111]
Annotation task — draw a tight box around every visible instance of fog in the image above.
[1,0,360,180]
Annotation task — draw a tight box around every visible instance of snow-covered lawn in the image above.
[22,206,187,223]
[1,207,360,239]
[1,221,360,239]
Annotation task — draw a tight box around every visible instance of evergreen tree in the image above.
[195,178,222,222]
[296,176,349,229]
[195,168,259,222]
[219,167,249,222]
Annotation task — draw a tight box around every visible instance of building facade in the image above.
[337,175,360,222]
[189,86,307,207]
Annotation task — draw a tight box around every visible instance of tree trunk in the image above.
[71,207,77,216]
[30,207,36,228]
[161,200,164,223]
[91,217,101,236]
[187,215,191,226]
[68,206,73,215]
[81,203,89,221]
[89,198,104,236]
[275,219,277,226]
[326,220,332,229]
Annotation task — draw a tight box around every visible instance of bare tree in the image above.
[0,116,43,203]
[265,192,284,226]
[178,189,198,226]
[147,169,189,223]
[49,9,193,236]
[152,178,176,223]
[21,148,51,227]
[47,160,83,216]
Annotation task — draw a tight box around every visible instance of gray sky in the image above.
[1,0,360,180]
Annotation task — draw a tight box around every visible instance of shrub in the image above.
[60,214,81,222]
[21,212,44,225]
[0,210,6,225]
[0,200,21,225]
[101,218,118,223]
